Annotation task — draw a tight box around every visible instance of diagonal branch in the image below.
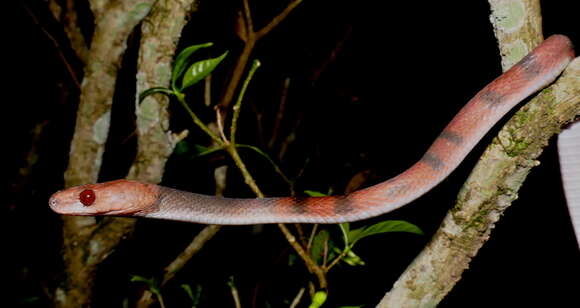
[377,2,565,306]
[219,0,303,115]
[378,56,580,307]
[255,0,303,40]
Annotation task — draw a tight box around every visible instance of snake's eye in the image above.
[79,189,96,206]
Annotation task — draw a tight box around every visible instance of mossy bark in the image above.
[378,58,579,308]
[378,1,578,306]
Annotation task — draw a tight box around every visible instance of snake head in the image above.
[49,180,160,216]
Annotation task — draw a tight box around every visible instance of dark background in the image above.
[4,0,579,307]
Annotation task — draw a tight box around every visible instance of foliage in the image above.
[137,39,424,308]
[130,275,166,308]
[139,42,228,103]
[181,283,203,308]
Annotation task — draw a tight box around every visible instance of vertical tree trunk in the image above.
[55,1,155,307]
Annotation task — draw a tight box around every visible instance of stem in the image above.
[229,277,242,308]
[325,246,351,272]
[230,60,261,145]
[156,293,166,308]
[161,225,222,286]
[235,144,293,189]
[176,93,223,144]
[221,61,327,289]
[219,0,302,113]
[278,223,328,289]
[225,144,264,197]
[289,287,306,308]
[255,0,303,40]
[307,224,319,250]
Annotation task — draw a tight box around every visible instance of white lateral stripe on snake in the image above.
[559,121,580,247]
[49,35,578,238]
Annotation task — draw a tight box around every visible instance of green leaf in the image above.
[130,275,154,284]
[130,275,161,295]
[174,140,190,155]
[138,87,174,104]
[348,220,423,247]
[288,252,297,267]
[304,190,327,197]
[181,283,202,307]
[338,247,365,266]
[339,223,350,247]
[192,146,224,159]
[310,229,329,264]
[174,141,214,157]
[227,276,236,288]
[131,275,165,307]
[181,51,228,91]
[309,291,328,308]
[172,42,214,90]
[235,144,292,186]
[21,296,42,303]
[182,284,193,299]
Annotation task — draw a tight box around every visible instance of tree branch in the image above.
[488,0,543,71]
[377,2,571,306]
[56,2,156,307]
[378,57,579,307]
[255,0,303,40]
[219,0,303,115]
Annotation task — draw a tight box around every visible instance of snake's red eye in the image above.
[79,189,96,206]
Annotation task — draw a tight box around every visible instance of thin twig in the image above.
[161,225,222,285]
[242,0,254,34]
[219,0,302,114]
[215,108,229,144]
[289,287,306,308]
[167,1,326,292]
[22,3,81,88]
[235,144,293,190]
[157,294,166,308]
[231,60,261,144]
[204,74,212,106]
[325,245,351,272]
[255,0,303,39]
[278,223,328,289]
[310,26,352,83]
[226,145,264,197]
[177,93,223,144]
[306,224,319,251]
[269,77,291,149]
[64,0,90,63]
[220,62,327,289]
[294,223,308,247]
[229,277,242,308]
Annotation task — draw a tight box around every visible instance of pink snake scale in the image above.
[50,35,578,241]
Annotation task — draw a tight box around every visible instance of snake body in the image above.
[559,121,580,247]
[49,35,575,225]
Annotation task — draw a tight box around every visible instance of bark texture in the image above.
[378,1,579,306]
[488,0,543,70]
[56,2,155,307]
[378,58,579,307]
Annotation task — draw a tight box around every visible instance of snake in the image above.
[49,35,577,229]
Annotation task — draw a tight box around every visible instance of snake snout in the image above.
[48,195,58,210]
[48,194,66,213]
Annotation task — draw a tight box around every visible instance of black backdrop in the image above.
[4,1,579,307]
